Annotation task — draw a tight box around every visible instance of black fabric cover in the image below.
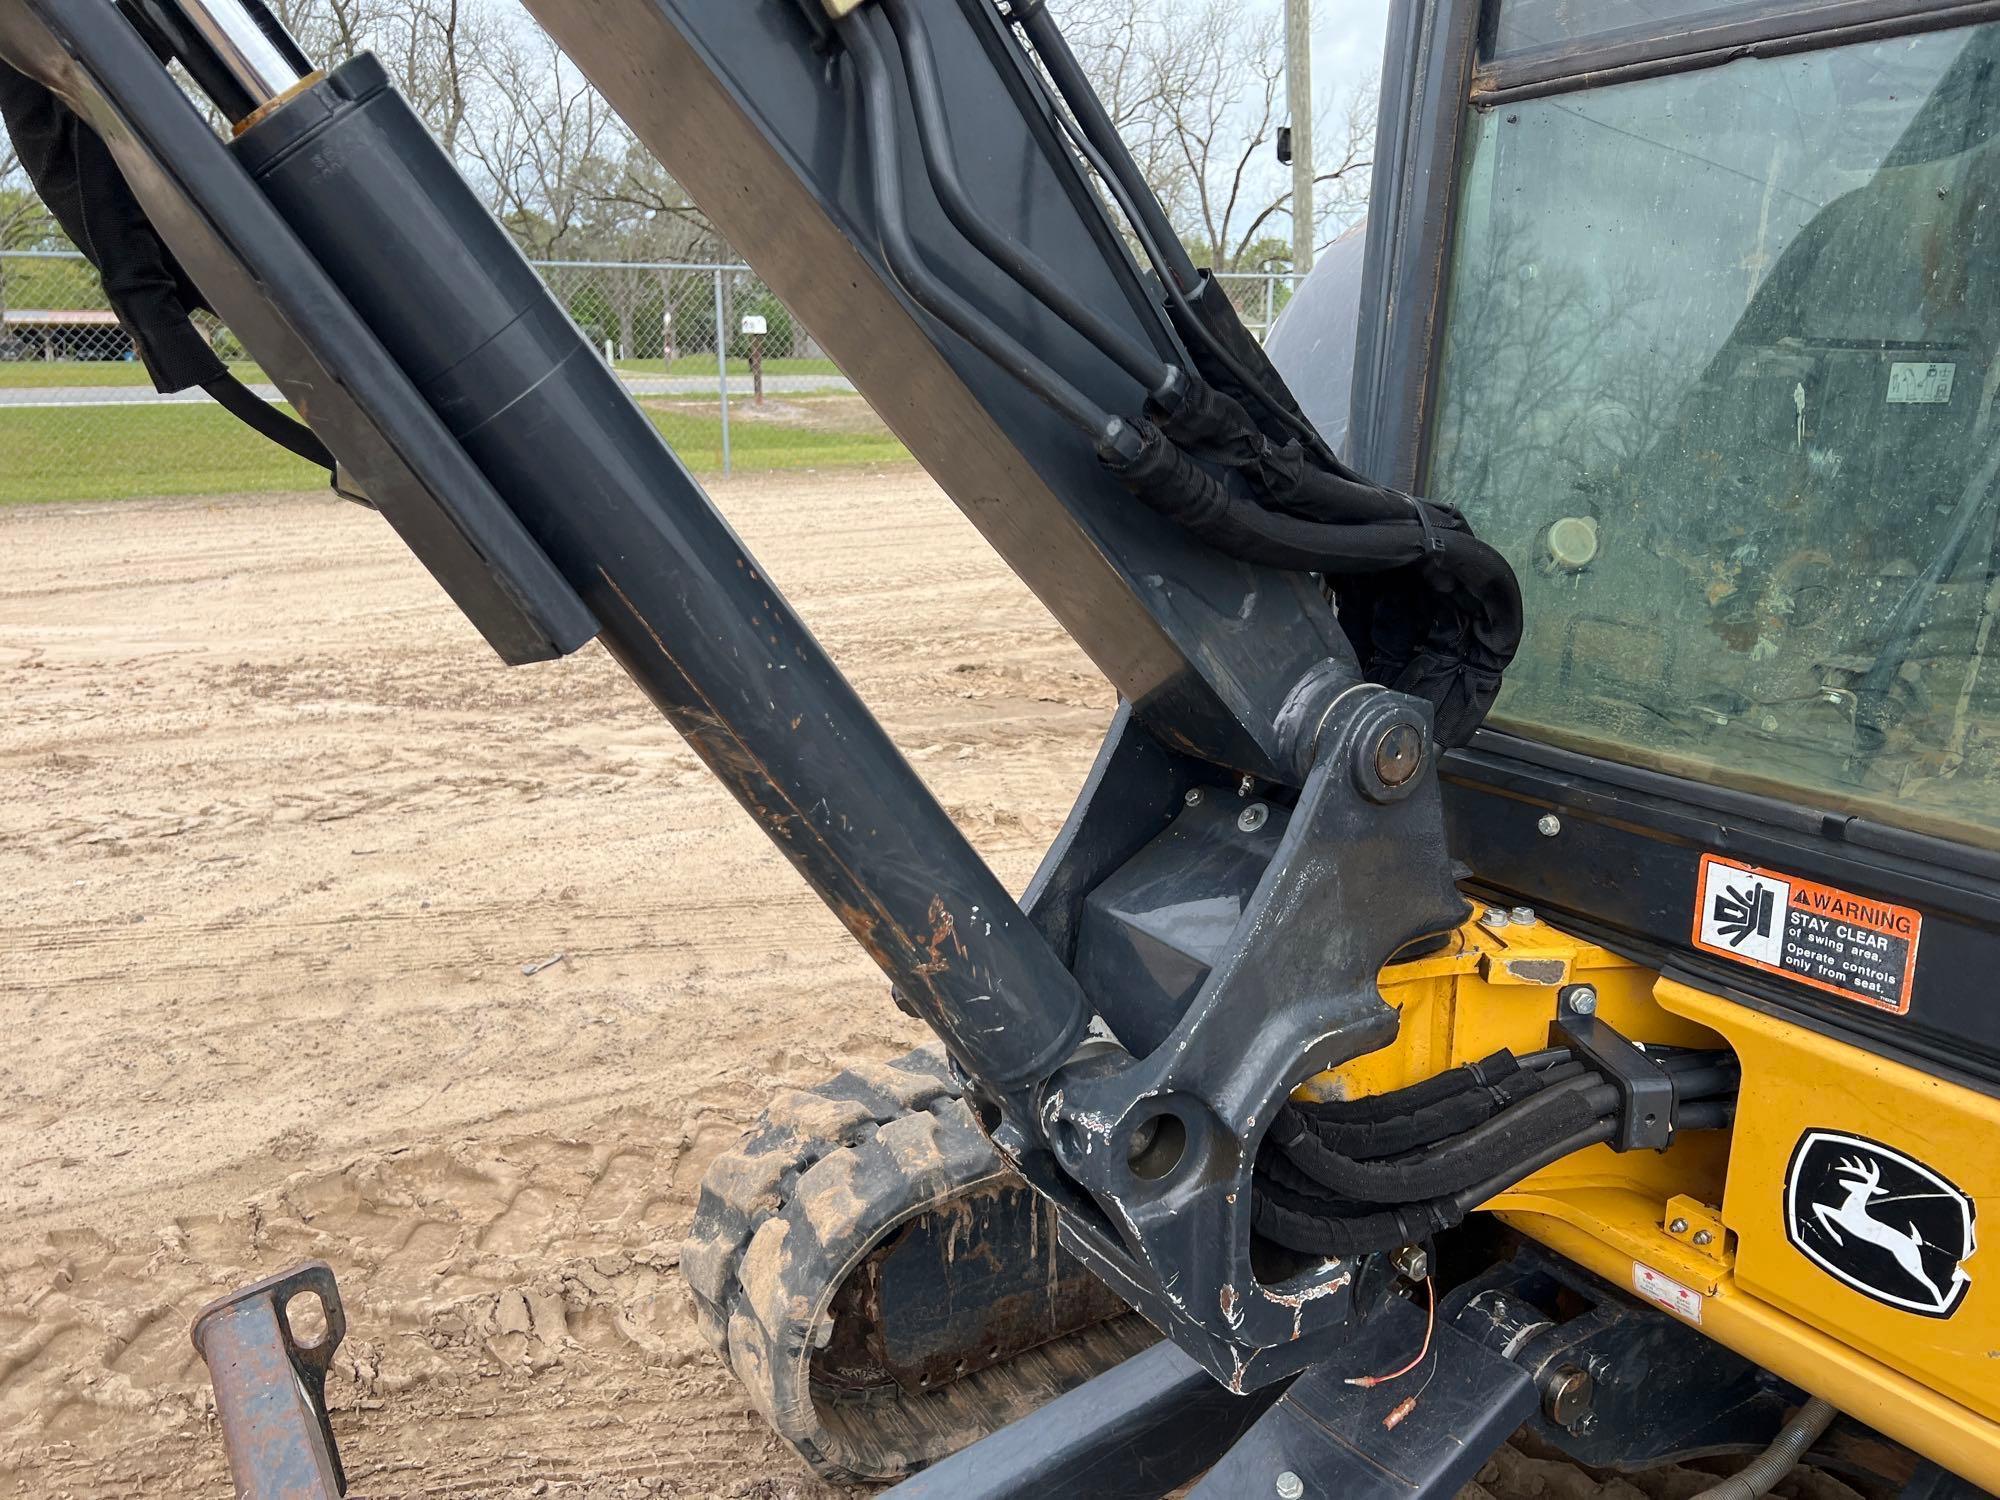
[1265,1080,1608,1203]
[0,61,224,393]
[1292,1049,1520,1126]
[1101,273,1523,747]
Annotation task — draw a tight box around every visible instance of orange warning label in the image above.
[1692,854,1920,1016]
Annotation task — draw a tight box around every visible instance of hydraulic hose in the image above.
[1254,1101,1738,1258]
[840,15,1120,445]
[1274,1057,1740,1204]
[1298,1050,1552,1124]
[1008,0,1198,295]
[1690,1399,1838,1500]
[1299,1052,1581,1159]
[1001,42,1353,475]
[1100,418,1450,572]
[1271,1074,1617,1202]
[1295,1052,1733,1162]
[880,0,1175,397]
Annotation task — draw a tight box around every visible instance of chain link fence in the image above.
[0,250,1297,505]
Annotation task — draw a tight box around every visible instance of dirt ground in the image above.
[0,469,1115,1498]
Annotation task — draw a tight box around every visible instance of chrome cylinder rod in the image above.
[166,0,303,107]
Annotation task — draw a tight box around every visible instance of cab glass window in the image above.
[1427,24,2000,843]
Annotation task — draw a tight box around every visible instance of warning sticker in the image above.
[1693,854,1920,1015]
[1633,1262,1704,1324]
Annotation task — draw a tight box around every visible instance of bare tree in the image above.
[271,0,493,154]
[461,26,623,257]
[1063,0,1377,272]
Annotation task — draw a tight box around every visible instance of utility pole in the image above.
[1285,0,1315,275]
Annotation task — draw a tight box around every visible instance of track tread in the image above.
[682,1048,957,1351]
[682,1043,1152,1482]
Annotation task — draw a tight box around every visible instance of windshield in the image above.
[1428,22,2000,846]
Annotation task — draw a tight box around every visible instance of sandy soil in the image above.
[0,470,1115,1498]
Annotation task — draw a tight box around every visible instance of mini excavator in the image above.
[4,0,1998,1494]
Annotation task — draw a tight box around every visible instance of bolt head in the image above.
[1276,1473,1305,1500]
[1668,1217,1690,1235]
[1184,787,1206,807]
[1239,775,1257,797]
[1564,985,1599,1016]
[1391,1243,1431,1282]
[1538,813,1562,837]
[1542,1365,1596,1428]
[1480,907,1512,930]
[1373,723,1425,787]
[1238,804,1270,834]
[1693,1229,1714,1247]
[1510,906,1537,926]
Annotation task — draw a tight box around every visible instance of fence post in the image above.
[1266,273,1277,337]
[713,267,732,476]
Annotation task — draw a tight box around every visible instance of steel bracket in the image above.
[1021,687,1469,1392]
[191,1261,349,1499]
[1552,1012,1674,1151]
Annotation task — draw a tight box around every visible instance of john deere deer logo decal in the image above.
[1786,1131,1976,1318]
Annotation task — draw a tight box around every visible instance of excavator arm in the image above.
[0,1,1767,1495]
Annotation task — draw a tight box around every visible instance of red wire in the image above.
[1345,1276,1436,1389]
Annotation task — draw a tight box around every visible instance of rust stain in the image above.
[914,896,967,977]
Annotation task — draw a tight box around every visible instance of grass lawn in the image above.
[0,360,267,390]
[615,355,844,379]
[0,356,845,388]
[0,402,908,505]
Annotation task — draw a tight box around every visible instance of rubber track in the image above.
[682,1043,1154,1481]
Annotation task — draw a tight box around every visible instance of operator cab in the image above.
[1288,3,2000,846]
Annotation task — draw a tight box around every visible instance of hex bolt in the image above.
[1276,1473,1305,1500]
[1238,775,1256,797]
[1668,1217,1690,1235]
[1563,984,1599,1016]
[1480,907,1512,930]
[1510,906,1537,927]
[1184,787,1206,808]
[1538,813,1562,837]
[1693,1229,1715,1247]
[1373,723,1424,788]
[1238,804,1270,834]
[1391,1243,1430,1282]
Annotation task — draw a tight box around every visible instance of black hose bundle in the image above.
[1271,1075,1618,1202]
[1253,1050,1740,1258]
[875,0,1527,749]
[1100,281,1523,747]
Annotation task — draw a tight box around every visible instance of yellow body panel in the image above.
[1320,912,2000,1489]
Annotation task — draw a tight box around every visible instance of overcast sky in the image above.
[1315,0,1396,93]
